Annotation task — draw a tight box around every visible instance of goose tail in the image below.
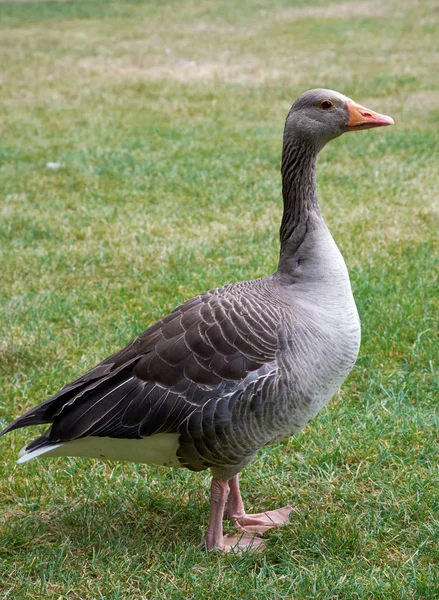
[17,441,63,464]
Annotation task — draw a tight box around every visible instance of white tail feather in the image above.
[17,443,63,464]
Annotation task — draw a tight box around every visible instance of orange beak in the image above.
[346,101,394,131]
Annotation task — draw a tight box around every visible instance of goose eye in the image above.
[320,100,334,110]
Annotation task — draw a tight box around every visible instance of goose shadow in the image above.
[0,468,208,558]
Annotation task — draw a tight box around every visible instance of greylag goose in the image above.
[0,89,394,552]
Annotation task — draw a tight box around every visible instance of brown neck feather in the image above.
[277,138,320,274]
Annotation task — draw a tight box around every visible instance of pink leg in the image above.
[204,479,265,552]
[225,475,293,534]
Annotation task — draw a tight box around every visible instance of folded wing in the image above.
[1,283,281,457]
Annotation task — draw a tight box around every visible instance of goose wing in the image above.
[1,283,281,449]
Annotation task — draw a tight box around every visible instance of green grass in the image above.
[1,0,438,597]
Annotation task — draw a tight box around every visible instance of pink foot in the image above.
[233,505,293,534]
[204,477,292,552]
[221,534,266,553]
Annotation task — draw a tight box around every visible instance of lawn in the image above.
[0,0,438,598]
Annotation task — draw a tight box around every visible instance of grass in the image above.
[0,0,438,597]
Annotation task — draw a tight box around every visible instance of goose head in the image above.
[284,88,394,149]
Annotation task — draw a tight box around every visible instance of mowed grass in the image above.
[0,0,438,597]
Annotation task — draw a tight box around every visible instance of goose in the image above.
[0,89,394,552]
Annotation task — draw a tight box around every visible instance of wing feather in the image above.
[1,281,284,465]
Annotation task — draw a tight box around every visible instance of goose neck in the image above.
[277,139,320,274]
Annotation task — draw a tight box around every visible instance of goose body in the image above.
[1,89,393,551]
[14,219,360,474]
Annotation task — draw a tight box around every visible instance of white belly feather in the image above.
[17,433,182,467]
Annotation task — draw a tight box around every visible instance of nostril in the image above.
[361,111,373,118]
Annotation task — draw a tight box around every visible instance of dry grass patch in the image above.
[277,1,389,20]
